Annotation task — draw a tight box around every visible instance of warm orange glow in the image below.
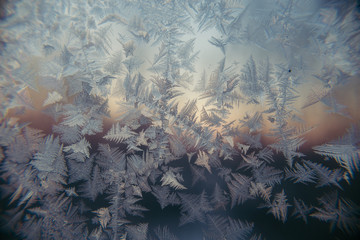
[8,74,359,150]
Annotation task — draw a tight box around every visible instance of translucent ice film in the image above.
[0,1,359,239]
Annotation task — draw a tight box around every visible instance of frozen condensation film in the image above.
[0,0,360,239]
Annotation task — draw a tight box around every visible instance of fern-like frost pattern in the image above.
[0,0,359,240]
